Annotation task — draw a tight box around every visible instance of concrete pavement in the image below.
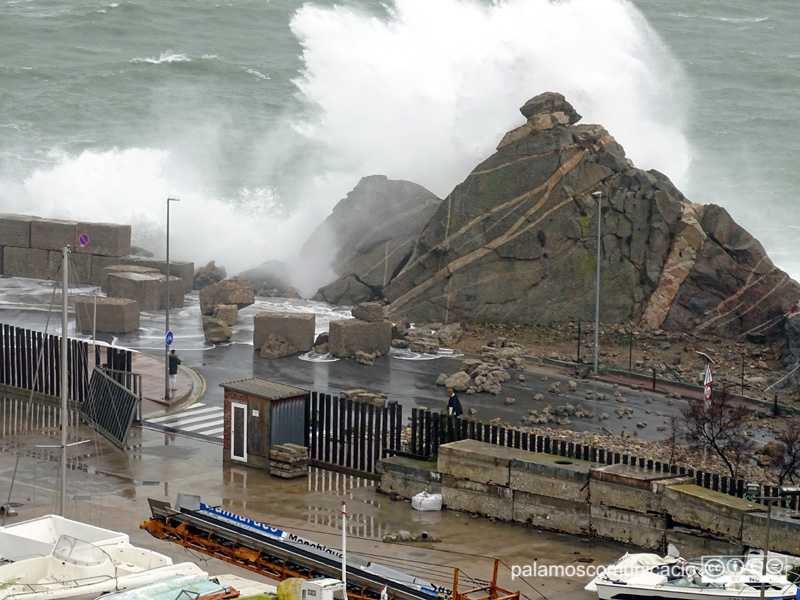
[132,351,204,418]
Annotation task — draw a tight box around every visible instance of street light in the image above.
[165,197,180,401]
[745,483,800,600]
[591,190,603,376]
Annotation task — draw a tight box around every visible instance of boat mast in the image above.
[60,246,69,517]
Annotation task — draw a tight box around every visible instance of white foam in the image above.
[290,0,692,197]
[130,52,191,65]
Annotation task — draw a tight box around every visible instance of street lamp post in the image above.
[165,197,180,401]
[591,190,603,376]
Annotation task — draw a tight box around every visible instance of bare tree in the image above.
[770,424,800,485]
[680,386,755,480]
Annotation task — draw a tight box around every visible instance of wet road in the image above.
[0,277,683,441]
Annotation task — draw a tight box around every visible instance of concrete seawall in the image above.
[378,439,800,558]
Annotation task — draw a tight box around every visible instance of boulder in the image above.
[202,316,233,343]
[194,260,227,290]
[352,302,386,322]
[443,371,471,392]
[312,274,378,305]
[213,304,238,327]
[199,278,255,315]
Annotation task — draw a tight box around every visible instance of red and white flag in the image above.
[703,363,713,406]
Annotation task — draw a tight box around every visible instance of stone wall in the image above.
[377,439,800,557]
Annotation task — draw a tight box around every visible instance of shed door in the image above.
[231,402,247,461]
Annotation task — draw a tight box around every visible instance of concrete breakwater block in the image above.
[107,272,183,311]
[100,265,161,293]
[253,311,315,353]
[91,256,194,294]
[30,219,77,251]
[48,250,92,283]
[74,221,131,256]
[75,297,140,334]
[0,214,39,248]
[328,318,391,358]
[3,247,48,279]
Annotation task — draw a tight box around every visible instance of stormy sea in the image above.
[1,0,798,295]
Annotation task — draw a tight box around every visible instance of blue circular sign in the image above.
[78,233,90,246]
[166,331,174,346]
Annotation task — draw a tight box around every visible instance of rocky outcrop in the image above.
[379,92,800,342]
[308,175,441,305]
[194,260,226,290]
[236,260,295,297]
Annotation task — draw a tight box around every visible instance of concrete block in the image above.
[437,439,514,486]
[47,251,92,283]
[30,219,77,251]
[376,456,442,498]
[107,272,183,311]
[590,504,666,550]
[100,265,161,293]
[89,255,193,293]
[75,297,140,334]
[74,222,131,256]
[200,278,255,314]
[666,528,744,559]
[328,318,391,358]
[661,484,757,538]
[0,214,39,247]
[3,247,48,279]
[509,453,595,502]
[253,312,315,352]
[512,490,591,536]
[441,474,513,520]
[742,510,800,555]
[590,464,694,514]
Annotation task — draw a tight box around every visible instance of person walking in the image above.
[168,349,181,398]
[446,388,463,417]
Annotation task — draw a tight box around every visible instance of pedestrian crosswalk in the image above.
[144,403,224,442]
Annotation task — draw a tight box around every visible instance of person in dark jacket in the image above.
[446,388,463,417]
[168,349,181,398]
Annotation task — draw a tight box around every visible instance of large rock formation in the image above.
[306,175,441,304]
[375,92,800,342]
